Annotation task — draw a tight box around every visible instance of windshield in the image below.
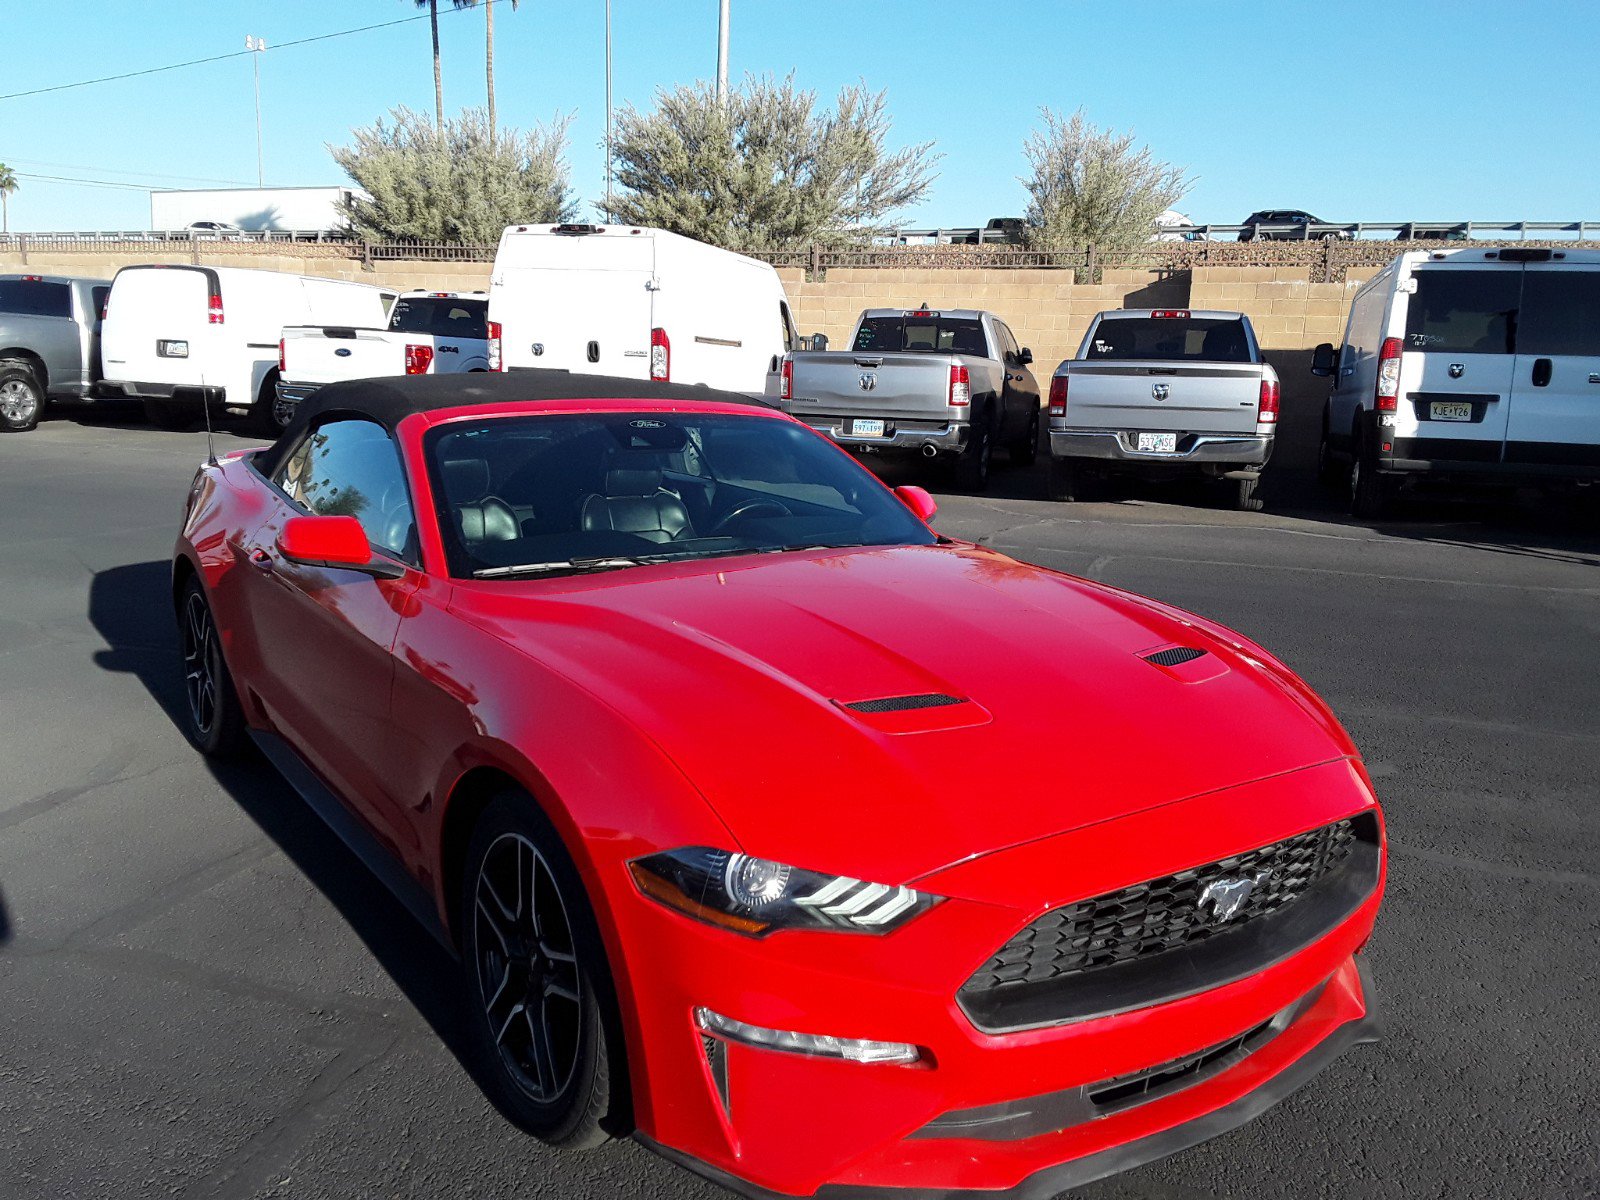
[425,412,938,579]
[389,296,488,338]
[1083,317,1253,363]
[853,316,987,356]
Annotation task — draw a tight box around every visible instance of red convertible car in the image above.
[174,373,1385,1197]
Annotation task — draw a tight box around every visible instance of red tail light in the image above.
[948,363,970,407]
[1375,336,1403,412]
[207,291,224,325]
[780,356,793,400]
[404,343,434,375]
[650,327,670,382]
[21,274,42,282]
[278,338,287,374]
[1048,374,1069,417]
[487,320,503,372]
[1257,377,1280,425]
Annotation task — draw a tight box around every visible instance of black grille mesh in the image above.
[1143,646,1208,667]
[965,819,1358,994]
[844,692,964,714]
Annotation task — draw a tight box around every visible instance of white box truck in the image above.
[99,265,394,431]
[487,223,798,395]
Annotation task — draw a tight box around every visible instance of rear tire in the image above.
[459,792,628,1148]
[143,397,193,430]
[252,372,288,438]
[0,361,46,433]
[1010,408,1040,467]
[952,411,994,492]
[1349,433,1391,520]
[1234,475,1265,512]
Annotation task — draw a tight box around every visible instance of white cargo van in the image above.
[1313,248,1600,517]
[487,223,797,395]
[99,265,393,431]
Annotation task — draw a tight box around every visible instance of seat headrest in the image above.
[441,458,490,504]
[604,466,663,496]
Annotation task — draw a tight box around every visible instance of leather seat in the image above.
[580,466,691,543]
[441,459,517,545]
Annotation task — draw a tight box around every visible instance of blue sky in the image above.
[1,0,1593,232]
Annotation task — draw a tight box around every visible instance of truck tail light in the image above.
[1048,374,1069,417]
[948,363,970,408]
[779,356,793,400]
[651,327,670,382]
[405,344,434,375]
[1375,336,1403,412]
[1150,309,1191,319]
[278,338,286,374]
[207,291,224,325]
[1257,377,1280,425]
[487,321,503,372]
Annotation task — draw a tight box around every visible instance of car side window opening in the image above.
[1404,270,1521,354]
[271,419,417,562]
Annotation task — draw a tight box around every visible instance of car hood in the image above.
[459,545,1355,885]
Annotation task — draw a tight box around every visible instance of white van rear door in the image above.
[102,266,212,387]
[496,233,654,376]
[1398,264,1519,463]
[1504,264,1600,468]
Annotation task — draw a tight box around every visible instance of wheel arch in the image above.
[0,349,48,392]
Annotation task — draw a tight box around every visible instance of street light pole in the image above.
[716,0,729,107]
[246,35,266,187]
[604,0,613,222]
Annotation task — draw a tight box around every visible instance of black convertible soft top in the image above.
[256,369,773,478]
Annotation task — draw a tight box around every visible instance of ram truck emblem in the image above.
[1449,363,1465,378]
[1152,383,1170,401]
[1197,871,1271,923]
[859,372,877,392]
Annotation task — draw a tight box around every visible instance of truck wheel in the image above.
[1010,409,1040,467]
[1234,475,1265,512]
[143,397,193,431]
[1349,434,1391,520]
[0,361,45,432]
[952,412,993,492]
[1048,457,1103,501]
[252,372,288,438]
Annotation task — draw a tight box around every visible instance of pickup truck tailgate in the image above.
[787,350,957,417]
[282,328,402,385]
[1066,362,1263,434]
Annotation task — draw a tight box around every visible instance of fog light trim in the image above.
[694,1007,921,1066]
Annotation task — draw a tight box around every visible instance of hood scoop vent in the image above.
[843,692,964,714]
[1142,646,1208,668]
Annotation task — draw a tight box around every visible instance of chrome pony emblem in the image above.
[1197,871,1270,923]
[1152,383,1170,401]
[859,373,877,392]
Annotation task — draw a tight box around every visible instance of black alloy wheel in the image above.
[178,578,245,755]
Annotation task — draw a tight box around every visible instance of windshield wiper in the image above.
[472,555,669,578]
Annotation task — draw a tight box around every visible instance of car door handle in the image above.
[1531,358,1553,387]
[248,548,274,572]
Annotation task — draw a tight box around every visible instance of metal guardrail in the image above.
[886,220,1600,244]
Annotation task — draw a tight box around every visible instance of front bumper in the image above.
[1050,429,1273,468]
[791,412,970,455]
[612,760,1384,1198]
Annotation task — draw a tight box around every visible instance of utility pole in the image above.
[245,35,267,187]
[605,0,613,221]
[716,0,729,107]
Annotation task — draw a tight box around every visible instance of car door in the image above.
[242,418,421,837]
[1503,264,1600,469]
[996,321,1039,439]
[1395,264,1520,464]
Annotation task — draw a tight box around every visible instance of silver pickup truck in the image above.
[778,307,1041,490]
[1047,309,1280,510]
[0,274,110,433]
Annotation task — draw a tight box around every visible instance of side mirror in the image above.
[276,515,404,579]
[1018,347,1034,366]
[1310,342,1337,377]
[894,485,938,524]
[808,332,829,352]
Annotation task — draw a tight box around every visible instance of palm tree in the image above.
[461,0,519,140]
[0,163,16,234]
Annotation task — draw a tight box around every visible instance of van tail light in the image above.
[780,356,793,400]
[487,321,503,372]
[650,327,670,382]
[1375,336,1403,412]
[1257,377,1280,427]
[948,363,970,407]
[404,343,434,375]
[207,291,224,325]
[1048,374,1069,417]
[278,338,287,374]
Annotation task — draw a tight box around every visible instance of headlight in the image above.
[629,847,940,937]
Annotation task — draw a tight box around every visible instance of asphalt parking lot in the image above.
[2,407,1597,1200]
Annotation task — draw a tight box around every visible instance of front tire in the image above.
[460,792,627,1148]
[1010,408,1040,467]
[0,361,45,432]
[178,577,247,756]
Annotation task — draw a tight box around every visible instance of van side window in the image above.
[778,302,795,354]
[1405,270,1520,354]
[272,419,417,563]
[1517,271,1600,357]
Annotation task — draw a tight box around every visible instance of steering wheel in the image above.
[707,499,793,535]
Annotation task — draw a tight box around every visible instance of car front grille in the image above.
[958,813,1380,1032]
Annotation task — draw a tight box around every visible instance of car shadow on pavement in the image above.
[0,887,12,946]
[86,560,505,1108]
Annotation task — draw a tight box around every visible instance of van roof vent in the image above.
[1142,646,1208,668]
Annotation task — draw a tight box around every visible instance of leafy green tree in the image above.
[0,163,17,234]
[332,106,575,243]
[1020,108,1189,253]
[608,73,937,251]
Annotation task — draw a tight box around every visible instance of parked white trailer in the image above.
[488,223,797,395]
[149,186,365,233]
[99,265,393,431]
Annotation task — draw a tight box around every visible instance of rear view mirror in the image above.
[1310,343,1337,377]
[1019,347,1034,366]
[894,485,938,523]
[808,333,829,352]
[277,515,404,579]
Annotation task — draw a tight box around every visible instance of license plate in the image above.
[1430,401,1472,422]
[1136,432,1178,453]
[158,340,189,359]
[852,419,886,438]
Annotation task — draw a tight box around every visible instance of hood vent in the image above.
[1142,646,1208,668]
[844,692,964,714]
